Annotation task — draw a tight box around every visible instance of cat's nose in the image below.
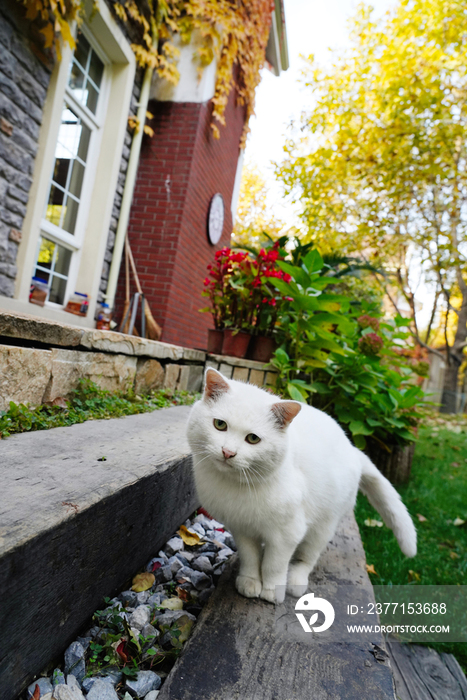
[222,448,237,460]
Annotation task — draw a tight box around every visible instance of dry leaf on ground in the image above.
[449,551,460,560]
[408,570,421,582]
[131,572,155,592]
[416,514,428,522]
[178,524,203,546]
[364,519,383,528]
[453,517,466,527]
[366,564,378,575]
[161,596,184,610]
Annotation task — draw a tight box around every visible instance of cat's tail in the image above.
[358,451,417,557]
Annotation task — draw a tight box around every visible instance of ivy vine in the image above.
[18,0,275,144]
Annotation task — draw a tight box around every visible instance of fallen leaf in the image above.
[451,462,460,468]
[416,514,428,522]
[178,524,203,546]
[131,572,155,592]
[32,685,40,700]
[161,596,184,610]
[451,445,461,451]
[175,614,194,642]
[408,570,421,582]
[454,518,466,527]
[176,586,190,602]
[364,519,383,528]
[449,551,460,560]
[116,640,128,663]
[151,561,162,572]
[366,564,378,575]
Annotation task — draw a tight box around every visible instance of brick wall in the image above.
[0,0,52,297]
[115,90,246,350]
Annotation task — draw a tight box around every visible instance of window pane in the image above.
[74,33,90,69]
[62,195,79,235]
[85,80,99,114]
[88,51,104,89]
[54,244,72,277]
[69,61,86,103]
[68,160,85,200]
[49,275,68,305]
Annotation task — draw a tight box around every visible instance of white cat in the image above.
[186,368,417,604]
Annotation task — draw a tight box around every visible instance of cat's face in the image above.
[187,369,301,481]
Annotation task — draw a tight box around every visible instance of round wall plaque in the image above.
[207,193,225,245]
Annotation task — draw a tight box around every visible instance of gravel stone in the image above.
[64,641,85,682]
[27,677,53,697]
[154,564,173,584]
[215,546,234,562]
[66,674,81,689]
[53,685,85,700]
[153,609,196,626]
[82,677,116,693]
[147,592,162,607]
[142,623,160,641]
[157,550,168,560]
[126,670,162,697]
[193,514,215,529]
[196,542,219,555]
[119,590,138,607]
[168,555,183,574]
[135,591,150,605]
[129,605,151,630]
[222,532,236,549]
[144,691,160,700]
[76,636,91,650]
[86,678,119,700]
[165,537,184,555]
[52,669,66,686]
[190,523,205,537]
[192,555,214,574]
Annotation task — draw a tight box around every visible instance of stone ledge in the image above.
[0,406,198,699]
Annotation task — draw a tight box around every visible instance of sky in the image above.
[245,0,395,175]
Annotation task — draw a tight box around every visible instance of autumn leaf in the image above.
[364,519,383,528]
[176,586,190,603]
[366,564,378,575]
[151,561,162,572]
[453,518,466,527]
[131,572,155,592]
[416,513,428,522]
[143,125,155,137]
[40,23,55,48]
[451,462,460,468]
[408,570,421,583]
[116,640,128,663]
[161,596,183,610]
[449,551,460,560]
[451,446,460,451]
[178,524,204,546]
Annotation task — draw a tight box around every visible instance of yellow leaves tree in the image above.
[232,163,295,247]
[277,0,467,412]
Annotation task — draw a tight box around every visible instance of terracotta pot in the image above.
[222,329,251,358]
[207,328,224,354]
[364,440,415,484]
[250,335,277,363]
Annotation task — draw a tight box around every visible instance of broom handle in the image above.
[127,241,143,295]
[125,235,130,302]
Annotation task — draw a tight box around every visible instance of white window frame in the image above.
[37,26,111,308]
[7,0,136,327]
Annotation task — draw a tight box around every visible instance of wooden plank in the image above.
[0,406,198,700]
[387,641,467,700]
[158,515,396,700]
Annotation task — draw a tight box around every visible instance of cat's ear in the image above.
[203,368,230,402]
[271,401,302,428]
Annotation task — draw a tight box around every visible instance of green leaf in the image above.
[349,420,373,436]
[353,434,367,450]
[287,383,308,402]
[303,249,324,273]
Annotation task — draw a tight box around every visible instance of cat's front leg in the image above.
[260,540,294,604]
[234,533,262,599]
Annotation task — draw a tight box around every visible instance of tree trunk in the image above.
[440,264,467,413]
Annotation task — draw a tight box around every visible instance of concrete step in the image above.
[158,514,396,700]
[0,406,197,700]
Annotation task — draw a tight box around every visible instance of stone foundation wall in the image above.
[0,311,277,410]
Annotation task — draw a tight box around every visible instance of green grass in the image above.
[0,379,198,438]
[355,422,467,672]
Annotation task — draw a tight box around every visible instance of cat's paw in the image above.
[287,583,308,598]
[260,586,285,604]
[236,575,262,598]
[287,564,310,597]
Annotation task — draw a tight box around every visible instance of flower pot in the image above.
[250,335,277,363]
[222,330,251,359]
[364,441,415,484]
[207,329,224,354]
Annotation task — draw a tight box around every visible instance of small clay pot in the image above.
[207,328,224,354]
[250,335,277,363]
[222,329,251,358]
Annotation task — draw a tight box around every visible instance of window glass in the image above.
[68,31,104,115]
[34,238,72,305]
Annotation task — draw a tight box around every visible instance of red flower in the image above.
[283,273,292,283]
[284,296,294,302]
[269,298,276,306]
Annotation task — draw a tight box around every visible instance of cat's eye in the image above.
[213,419,227,431]
[245,433,261,444]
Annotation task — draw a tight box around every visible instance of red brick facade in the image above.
[115,89,246,350]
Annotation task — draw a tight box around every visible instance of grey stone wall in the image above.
[0,1,52,297]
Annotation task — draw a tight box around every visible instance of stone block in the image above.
[178,365,203,393]
[205,360,219,370]
[43,349,137,401]
[248,369,264,387]
[164,364,181,390]
[0,311,83,347]
[265,371,278,388]
[218,363,233,378]
[134,358,164,394]
[232,366,248,382]
[0,344,52,411]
